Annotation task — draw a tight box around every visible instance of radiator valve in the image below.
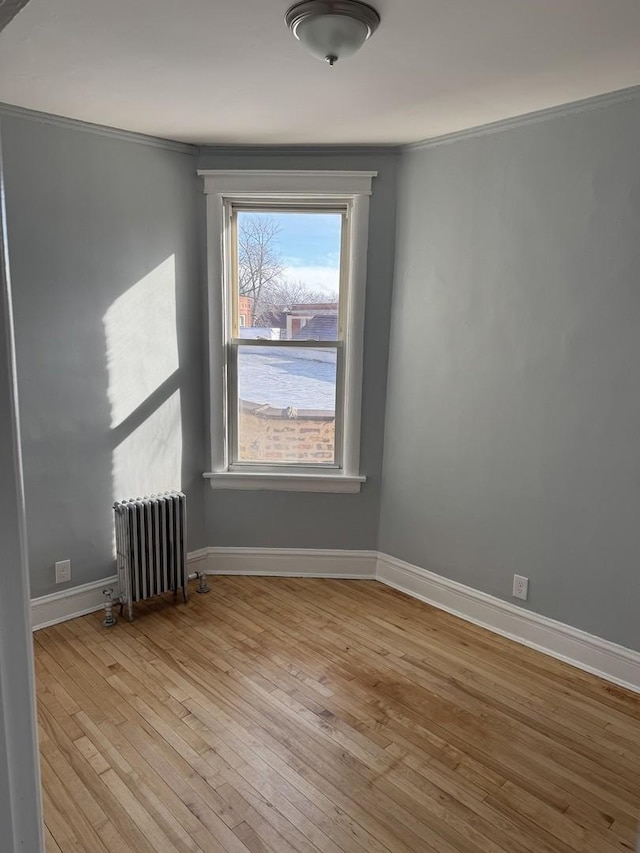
[102,588,117,627]
[196,572,210,594]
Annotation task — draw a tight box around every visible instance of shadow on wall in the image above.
[2,116,204,597]
[18,243,195,597]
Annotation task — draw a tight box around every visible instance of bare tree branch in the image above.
[237,215,286,318]
[237,214,338,325]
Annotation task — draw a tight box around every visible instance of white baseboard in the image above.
[186,547,210,576]
[204,547,377,578]
[30,549,376,631]
[30,551,206,631]
[377,552,640,695]
[30,547,640,695]
[31,575,119,631]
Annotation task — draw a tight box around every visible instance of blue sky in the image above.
[241,211,342,294]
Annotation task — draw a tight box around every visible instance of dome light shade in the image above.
[285,1,380,66]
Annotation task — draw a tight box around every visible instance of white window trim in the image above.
[198,170,376,493]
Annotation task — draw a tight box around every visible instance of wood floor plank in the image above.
[39,705,160,853]
[201,584,616,824]
[45,824,64,853]
[224,580,633,824]
[35,577,640,853]
[39,753,111,853]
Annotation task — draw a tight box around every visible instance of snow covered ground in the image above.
[238,347,336,411]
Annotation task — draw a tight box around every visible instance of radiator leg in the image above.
[172,585,188,604]
[102,588,117,628]
[196,572,210,594]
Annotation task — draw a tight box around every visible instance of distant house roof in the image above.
[290,302,338,313]
[292,315,338,341]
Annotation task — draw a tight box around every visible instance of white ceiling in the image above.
[1,0,639,146]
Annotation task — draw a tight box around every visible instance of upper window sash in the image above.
[227,202,349,341]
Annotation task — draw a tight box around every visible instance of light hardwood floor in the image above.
[35,576,640,852]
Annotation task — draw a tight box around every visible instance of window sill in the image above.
[203,472,366,493]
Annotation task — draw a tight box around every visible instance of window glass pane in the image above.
[235,211,342,341]
[236,345,337,465]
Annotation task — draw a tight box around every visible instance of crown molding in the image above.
[0,102,197,156]
[0,0,31,35]
[198,143,401,158]
[3,84,639,161]
[404,84,640,152]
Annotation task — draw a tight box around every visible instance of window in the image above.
[198,170,376,492]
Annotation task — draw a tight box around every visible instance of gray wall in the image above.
[380,99,640,650]
[2,114,206,597]
[197,149,398,549]
[13,96,636,652]
[2,118,398,593]
[0,129,43,851]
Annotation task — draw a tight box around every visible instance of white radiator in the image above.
[113,491,187,621]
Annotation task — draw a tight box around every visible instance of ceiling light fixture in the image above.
[285,0,380,66]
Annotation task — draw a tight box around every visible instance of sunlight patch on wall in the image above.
[104,255,179,429]
[112,389,182,500]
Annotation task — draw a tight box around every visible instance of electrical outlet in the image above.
[55,559,71,584]
[512,574,529,601]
